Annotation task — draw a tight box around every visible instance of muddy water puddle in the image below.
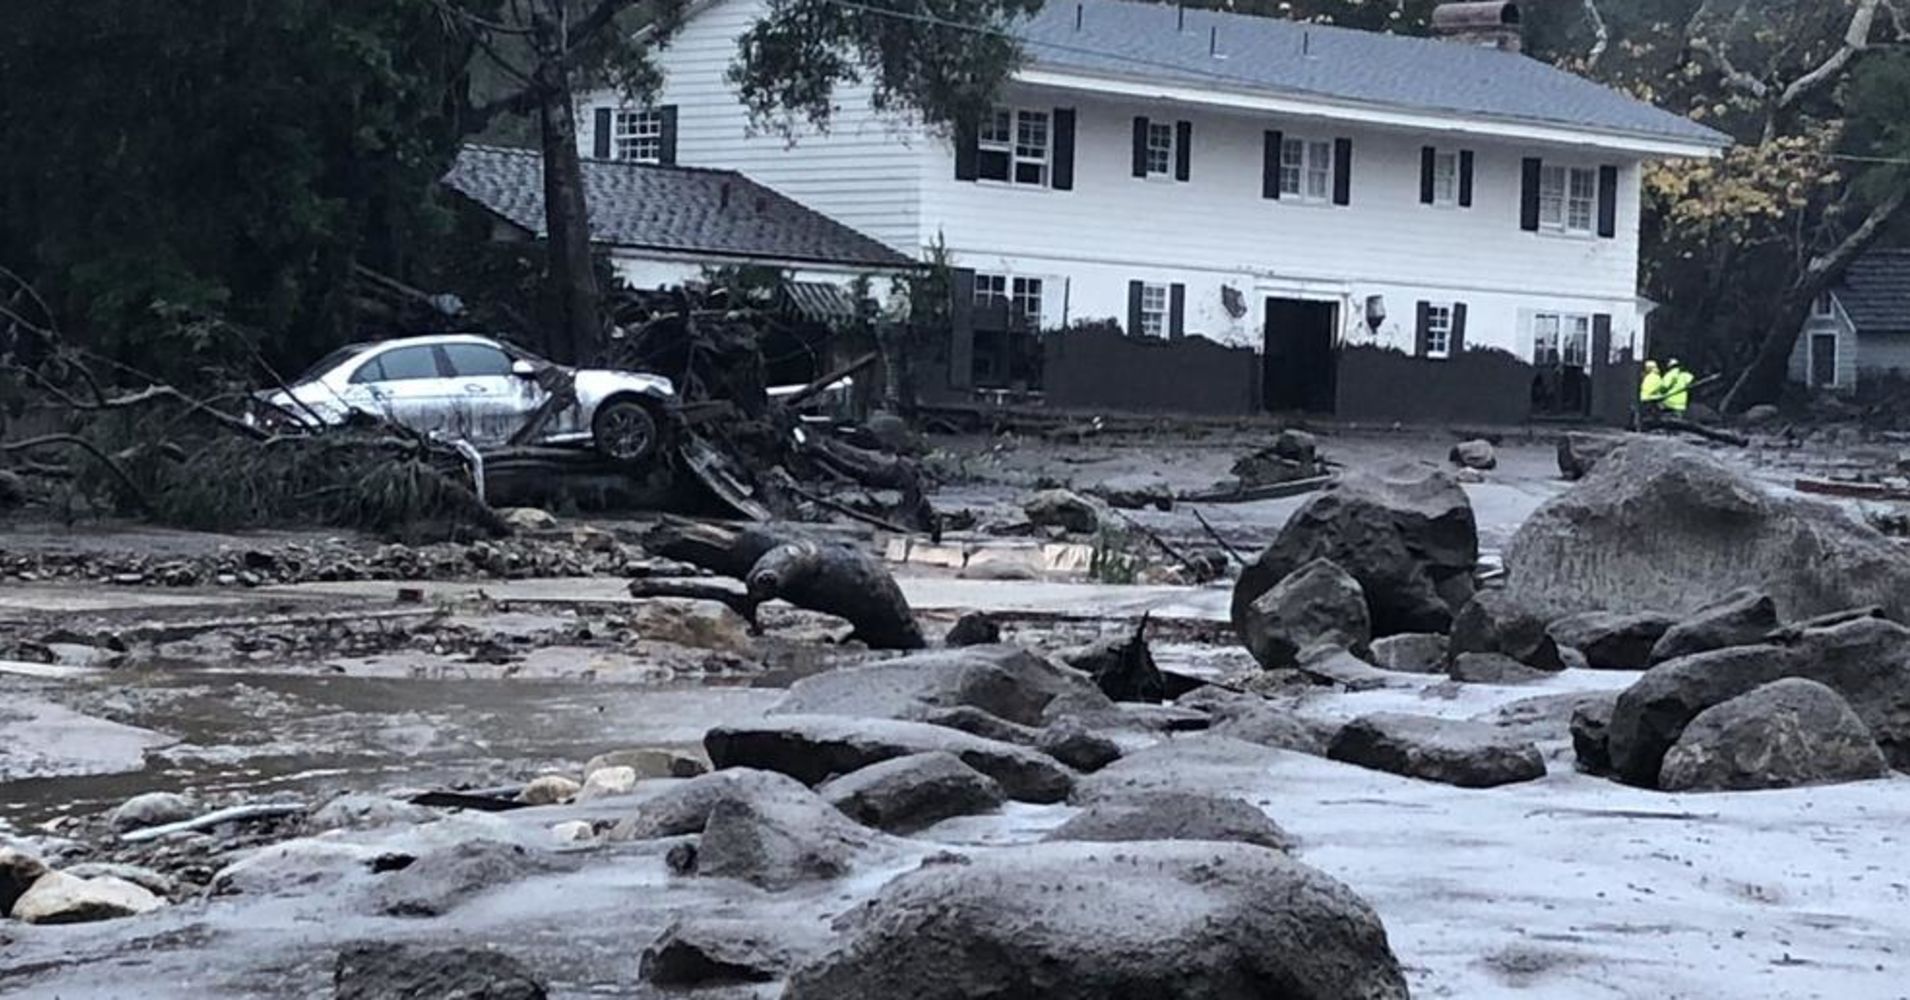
[1,664,786,830]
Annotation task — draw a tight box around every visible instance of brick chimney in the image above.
[1431,2,1523,53]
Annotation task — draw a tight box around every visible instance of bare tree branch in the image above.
[1777,0,1884,110]
[3,364,269,441]
[0,434,152,512]
[1582,0,1610,70]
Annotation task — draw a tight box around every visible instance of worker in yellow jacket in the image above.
[1639,360,1663,412]
[1662,359,1694,415]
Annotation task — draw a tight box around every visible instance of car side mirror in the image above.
[510,360,537,378]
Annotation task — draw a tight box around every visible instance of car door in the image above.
[344,344,456,435]
[437,341,539,445]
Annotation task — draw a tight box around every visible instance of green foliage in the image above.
[1088,523,1143,585]
[728,0,1045,131]
[0,0,473,384]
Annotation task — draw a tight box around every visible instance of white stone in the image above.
[11,871,164,924]
[518,775,582,806]
[550,821,596,844]
[107,792,196,832]
[575,765,639,802]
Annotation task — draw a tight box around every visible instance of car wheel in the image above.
[591,398,661,463]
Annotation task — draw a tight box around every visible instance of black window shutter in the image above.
[1520,157,1543,231]
[1169,283,1187,338]
[1175,121,1192,182]
[1451,303,1468,355]
[1051,108,1077,191]
[1597,165,1619,238]
[1263,131,1283,200]
[658,105,679,166]
[954,116,980,181]
[1459,150,1475,208]
[949,269,977,390]
[1127,281,1145,336]
[593,108,612,159]
[1419,147,1436,205]
[1332,138,1352,206]
[1414,301,1432,357]
[1131,117,1150,178]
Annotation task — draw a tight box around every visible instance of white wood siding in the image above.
[578,0,926,254]
[921,87,1644,356]
[1789,297,1858,391]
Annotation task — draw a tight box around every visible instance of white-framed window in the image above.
[1011,277,1043,324]
[1145,121,1175,177]
[978,107,1050,187]
[614,109,664,163]
[974,273,1008,308]
[1138,283,1170,338]
[1432,151,1460,206]
[1813,294,1836,319]
[1533,313,1592,367]
[975,274,1043,326]
[1426,304,1454,358]
[1279,138,1334,201]
[1539,165,1597,235]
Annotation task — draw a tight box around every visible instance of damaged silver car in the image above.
[251,334,676,462]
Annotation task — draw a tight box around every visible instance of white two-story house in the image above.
[580,0,1727,421]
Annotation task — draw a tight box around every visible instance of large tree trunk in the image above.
[531,6,603,366]
[1721,185,1909,412]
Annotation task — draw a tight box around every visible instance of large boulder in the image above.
[1449,590,1565,671]
[1649,589,1780,665]
[1450,439,1497,471]
[0,847,48,914]
[781,843,1409,1000]
[706,715,1074,803]
[1233,465,1478,639]
[1608,616,1910,786]
[374,838,561,917]
[774,646,1111,726]
[1212,702,1333,755]
[1045,792,1294,852]
[687,791,877,890]
[1024,489,1107,534]
[11,871,165,925]
[334,944,547,1000]
[1570,695,1618,775]
[106,791,196,832]
[1058,628,1163,703]
[1448,652,1553,685]
[1034,720,1123,772]
[1658,678,1890,792]
[1369,633,1449,674]
[1507,440,1910,623]
[610,768,819,841]
[640,918,811,987]
[1555,432,1633,481]
[1240,558,1371,670]
[1548,611,1678,670]
[819,752,1004,833]
[1328,713,1547,788]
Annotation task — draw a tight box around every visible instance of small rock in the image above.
[1570,695,1617,775]
[1449,439,1497,471]
[1450,591,1565,671]
[550,821,596,844]
[1328,713,1547,788]
[107,792,196,833]
[1297,645,1408,691]
[1212,702,1333,755]
[943,612,1002,648]
[1448,652,1553,685]
[501,507,558,531]
[1649,589,1779,665]
[307,793,439,833]
[1090,473,1175,512]
[1741,404,1781,427]
[691,793,876,890]
[574,767,637,803]
[582,749,707,781]
[334,943,548,1000]
[1369,633,1449,674]
[1547,611,1677,670]
[1044,791,1293,851]
[819,752,1004,833]
[1034,721,1123,772]
[11,872,165,924]
[0,847,49,914]
[571,525,618,552]
[1022,489,1106,535]
[518,775,582,806]
[1453,467,1486,484]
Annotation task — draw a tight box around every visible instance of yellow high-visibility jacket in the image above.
[1640,371,1664,404]
[1664,369,1694,412]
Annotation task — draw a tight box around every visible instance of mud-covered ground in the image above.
[4,425,1907,999]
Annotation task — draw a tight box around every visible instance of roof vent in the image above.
[1431,2,1522,53]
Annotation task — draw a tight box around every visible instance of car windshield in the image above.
[293,344,371,385]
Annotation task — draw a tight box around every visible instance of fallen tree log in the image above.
[640,520,925,650]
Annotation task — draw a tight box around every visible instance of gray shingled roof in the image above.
[1836,249,1910,334]
[1018,0,1728,147]
[444,145,914,270]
